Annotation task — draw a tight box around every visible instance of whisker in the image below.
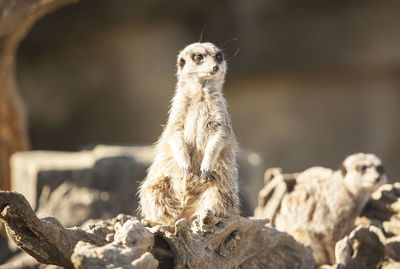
[202,79,208,88]
[199,26,207,43]
[220,37,238,48]
[226,47,242,61]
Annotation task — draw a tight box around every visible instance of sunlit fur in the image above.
[138,42,239,226]
[274,153,387,266]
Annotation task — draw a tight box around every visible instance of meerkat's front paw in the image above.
[176,154,190,176]
[200,159,212,178]
[192,210,219,234]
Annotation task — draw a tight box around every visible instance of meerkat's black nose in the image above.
[213,65,219,72]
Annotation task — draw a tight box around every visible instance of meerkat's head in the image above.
[340,153,387,196]
[176,42,227,84]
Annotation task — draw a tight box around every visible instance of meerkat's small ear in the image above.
[340,164,347,176]
[178,58,186,69]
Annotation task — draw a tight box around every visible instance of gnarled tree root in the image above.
[0,191,313,268]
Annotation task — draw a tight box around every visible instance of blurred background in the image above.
[17,0,400,180]
[2,1,399,265]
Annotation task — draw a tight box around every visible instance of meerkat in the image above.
[138,42,239,226]
[274,153,387,266]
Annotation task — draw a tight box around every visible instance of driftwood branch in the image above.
[0,191,105,268]
[158,214,313,269]
[0,191,314,268]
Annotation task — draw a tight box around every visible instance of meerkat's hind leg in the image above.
[139,176,182,226]
[198,184,238,217]
[191,185,238,233]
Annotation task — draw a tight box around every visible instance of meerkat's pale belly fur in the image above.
[139,62,239,225]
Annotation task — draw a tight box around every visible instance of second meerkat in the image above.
[139,42,239,225]
[274,153,387,266]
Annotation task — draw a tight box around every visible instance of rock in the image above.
[333,225,385,269]
[36,182,110,228]
[71,219,158,269]
[10,145,153,217]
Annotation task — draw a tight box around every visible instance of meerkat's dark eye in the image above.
[377,165,384,174]
[215,51,223,63]
[192,54,204,63]
[358,165,368,173]
[179,58,186,69]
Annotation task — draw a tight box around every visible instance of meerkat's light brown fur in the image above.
[274,153,387,266]
[139,42,239,226]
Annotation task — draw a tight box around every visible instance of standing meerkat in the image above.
[274,153,387,266]
[139,42,239,226]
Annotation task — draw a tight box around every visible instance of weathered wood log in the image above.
[0,191,107,268]
[0,0,79,191]
[155,213,314,269]
[0,191,314,268]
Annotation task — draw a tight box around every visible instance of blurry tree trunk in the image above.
[0,0,78,191]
